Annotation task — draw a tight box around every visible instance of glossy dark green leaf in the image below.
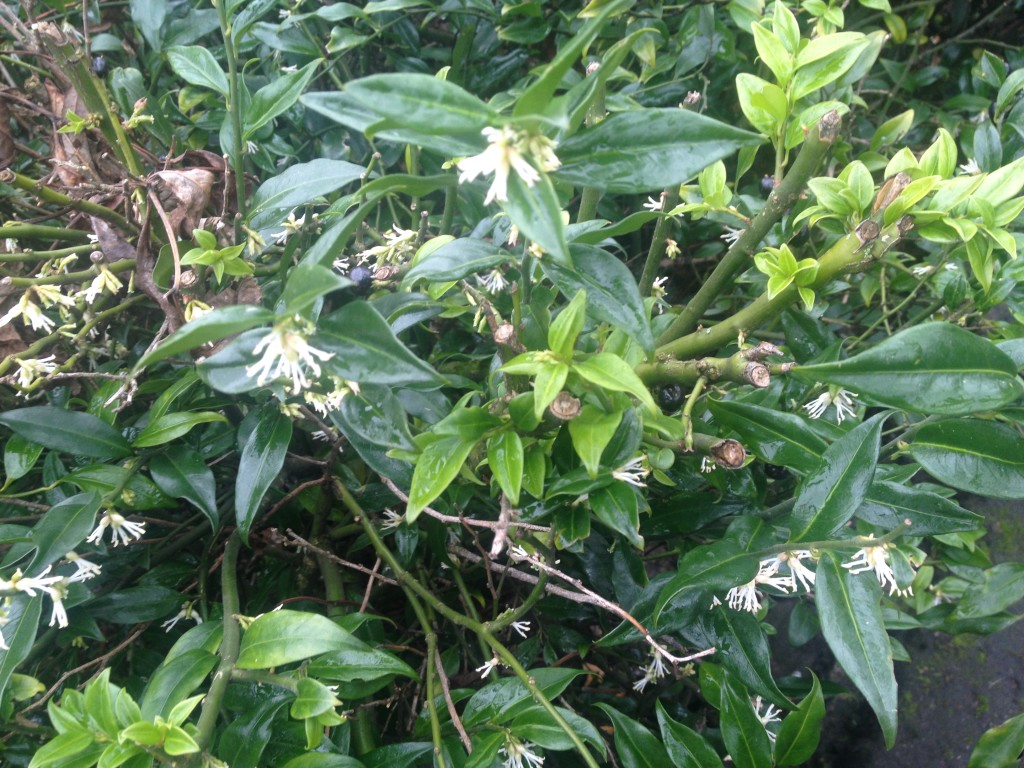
[1,492,100,573]
[700,609,790,708]
[858,480,982,535]
[317,301,444,389]
[909,419,1024,499]
[149,448,219,529]
[361,743,433,768]
[91,586,184,623]
[0,595,40,703]
[166,45,228,95]
[954,563,1024,619]
[509,705,606,755]
[487,430,524,505]
[218,687,292,768]
[333,384,415,452]
[0,406,131,459]
[595,703,672,768]
[195,329,265,394]
[63,465,171,511]
[788,413,885,542]
[590,483,642,549]
[816,551,898,748]
[283,756,366,768]
[656,701,725,768]
[793,323,1024,416]
[132,411,227,448]
[236,610,352,669]
[244,59,321,138]
[134,305,274,372]
[307,636,417,683]
[249,159,365,230]
[235,405,292,540]
[709,399,830,473]
[280,262,354,315]
[775,673,825,765]
[140,649,217,721]
[406,435,479,522]
[557,108,762,193]
[404,237,512,285]
[290,678,341,720]
[544,244,654,354]
[462,668,585,727]
[968,711,1024,768]
[719,673,774,768]
[3,434,44,484]
[505,170,569,265]
[654,540,758,625]
[568,405,623,478]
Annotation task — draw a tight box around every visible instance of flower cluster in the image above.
[842,535,914,597]
[720,551,817,614]
[0,285,73,333]
[246,318,334,394]
[0,552,104,644]
[633,647,671,693]
[803,387,858,424]
[612,455,650,488]
[457,126,560,205]
[500,736,545,768]
[86,511,146,547]
[162,600,204,632]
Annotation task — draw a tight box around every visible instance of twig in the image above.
[361,557,383,612]
[434,648,471,753]
[382,477,550,533]
[284,530,399,587]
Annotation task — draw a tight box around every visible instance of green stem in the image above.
[5,257,135,287]
[3,171,136,232]
[657,110,841,346]
[194,533,242,749]
[0,245,94,263]
[229,669,299,692]
[0,225,93,242]
[638,190,680,297]
[636,352,767,388]
[215,0,248,222]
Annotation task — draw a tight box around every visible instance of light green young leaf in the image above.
[567,405,623,478]
[166,46,229,96]
[548,289,587,359]
[574,353,657,413]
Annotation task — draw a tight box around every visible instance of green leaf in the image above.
[316,301,445,389]
[1,491,100,572]
[166,46,229,96]
[307,636,417,684]
[590,482,642,548]
[788,413,885,542]
[462,668,585,726]
[775,673,825,765]
[140,649,217,721]
[701,609,790,708]
[235,405,292,541]
[792,323,1024,416]
[752,22,794,85]
[816,551,898,748]
[955,563,1024,619]
[509,704,606,755]
[134,305,275,373]
[280,262,354,316]
[735,73,788,135]
[406,435,479,522]
[403,237,511,285]
[244,60,321,138]
[64,465,171,511]
[548,289,587,359]
[149,448,219,529]
[909,419,1024,499]
[556,109,762,193]
[656,701,725,768]
[284,756,367,768]
[595,703,672,768]
[236,610,352,669]
[133,411,227,448]
[792,32,870,100]
[533,362,570,421]
[27,727,99,768]
[858,481,982,535]
[0,406,131,459]
[487,431,524,505]
[250,159,365,230]
[4,434,44,485]
[968,711,1024,768]
[163,725,200,755]
[504,170,569,265]
[568,405,623,478]
[654,541,759,625]
[719,673,774,768]
[708,399,831,473]
[545,244,654,353]
[0,595,41,704]
[574,353,657,413]
[291,677,342,719]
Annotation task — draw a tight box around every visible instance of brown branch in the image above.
[284,529,399,587]
[434,649,471,753]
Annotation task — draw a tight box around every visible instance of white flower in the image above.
[184,299,213,323]
[643,195,664,212]
[478,269,510,294]
[0,566,64,596]
[64,551,101,582]
[508,544,531,563]
[476,654,501,678]
[911,264,934,277]
[246,321,334,393]
[842,535,912,596]
[15,355,58,389]
[33,284,74,309]
[82,265,124,305]
[457,126,545,205]
[958,158,981,175]
[0,292,55,332]
[48,580,69,628]
[700,456,716,474]
[664,238,681,259]
[754,696,783,743]
[511,620,531,638]
[86,512,146,547]
[612,456,650,488]
[162,601,203,632]
[725,559,795,613]
[721,226,744,246]
[632,669,656,692]
[381,509,404,530]
[500,737,544,768]
[332,256,351,273]
[778,550,817,593]
[803,388,858,424]
[272,211,305,244]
